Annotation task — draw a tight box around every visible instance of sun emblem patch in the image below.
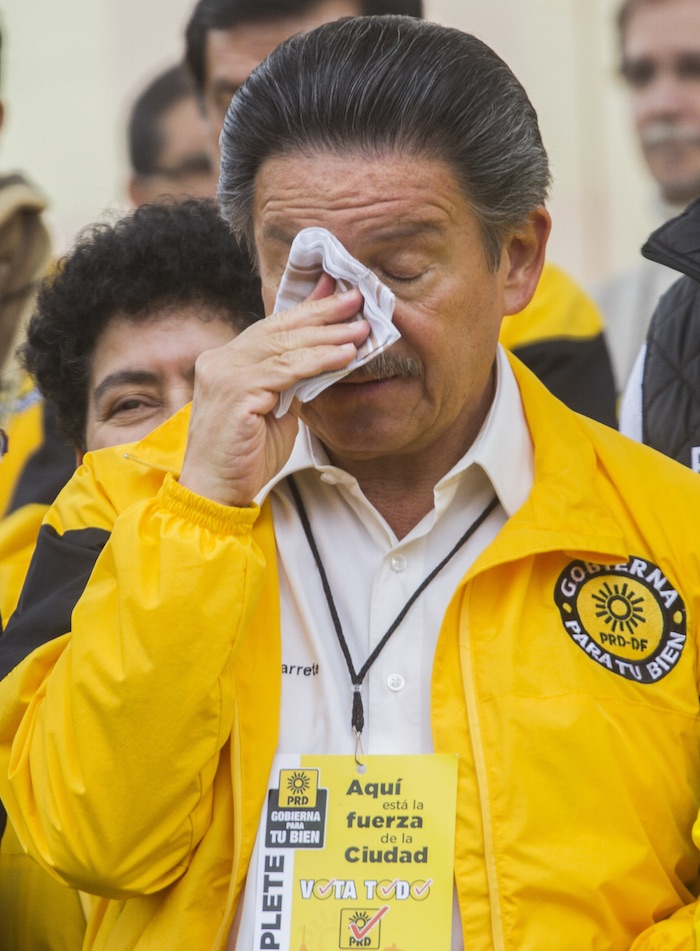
[554,557,686,683]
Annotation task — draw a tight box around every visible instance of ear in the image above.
[500,207,551,316]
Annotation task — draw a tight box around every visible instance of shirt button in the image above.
[387,673,405,692]
[390,554,407,573]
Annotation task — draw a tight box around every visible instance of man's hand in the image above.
[179,275,366,507]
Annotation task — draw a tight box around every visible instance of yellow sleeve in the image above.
[0,819,87,951]
[0,468,266,898]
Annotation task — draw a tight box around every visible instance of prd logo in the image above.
[278,769,319,808]
[339,907,390,949]
[555,557,686,683]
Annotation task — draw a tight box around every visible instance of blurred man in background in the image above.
[127,63,218,205]
[594,0,700,390]
[184,0,424,165]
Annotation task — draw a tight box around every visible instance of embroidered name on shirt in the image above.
[282,663,320,677]
[554,556,686,683]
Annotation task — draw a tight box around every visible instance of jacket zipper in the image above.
[211,701,242,950]
[460,583,506,951]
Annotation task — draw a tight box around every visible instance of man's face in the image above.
[84,307,237,452]
[621,0,700,204]
[253,151,547,467]
[129,95,218,206]
[202,0,361,160]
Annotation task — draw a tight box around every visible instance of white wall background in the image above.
[0,0,657,289]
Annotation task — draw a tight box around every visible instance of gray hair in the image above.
[218,15,550,269]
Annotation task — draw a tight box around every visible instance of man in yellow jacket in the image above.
[1,16,700,951]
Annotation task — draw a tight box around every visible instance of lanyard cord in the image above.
[287,475,498,739]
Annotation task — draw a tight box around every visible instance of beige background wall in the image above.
[0,0,657,290]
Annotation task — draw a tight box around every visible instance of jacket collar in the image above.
[111,402,192,476]
[470,353,628,577]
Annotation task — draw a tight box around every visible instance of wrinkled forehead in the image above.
[252,144,464,199]
[250,147,468,235]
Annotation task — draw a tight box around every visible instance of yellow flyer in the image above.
[250,753,458,950]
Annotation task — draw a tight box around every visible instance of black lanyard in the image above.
[287,475,498,744]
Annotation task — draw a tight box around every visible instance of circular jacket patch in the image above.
[554,557,686,683]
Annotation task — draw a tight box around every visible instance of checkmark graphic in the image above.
[349,905,390,941]
[413,878,433,897]
[318,879,336,897]
[379,879,398,898]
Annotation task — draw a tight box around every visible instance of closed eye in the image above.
[381,269,425,285]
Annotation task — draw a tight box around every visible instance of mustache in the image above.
[641,121,700,148]
[351,350,423,381]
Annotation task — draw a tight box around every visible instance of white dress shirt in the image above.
[618,343,645,443]
[230,345,534,949]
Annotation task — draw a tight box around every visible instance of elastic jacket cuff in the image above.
[159,472,260,536]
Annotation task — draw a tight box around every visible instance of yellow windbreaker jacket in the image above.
[1,357,700,950]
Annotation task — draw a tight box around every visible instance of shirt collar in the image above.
[257,345,533,517]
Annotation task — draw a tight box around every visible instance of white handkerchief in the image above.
[272,227,399,417]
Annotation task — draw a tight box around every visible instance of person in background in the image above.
[594,0,700,391]
[0,21,73,518]
[0,197,263,951]
[127,62,218,206]
[618,196,700,471]
[184,0,424,166]
[183,0,617,425]
[2,17,700,949]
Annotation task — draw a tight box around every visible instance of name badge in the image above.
[250,753,458,950]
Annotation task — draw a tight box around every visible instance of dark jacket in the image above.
[639,197,700,471]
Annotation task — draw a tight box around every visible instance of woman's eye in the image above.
[108,397,148,418]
